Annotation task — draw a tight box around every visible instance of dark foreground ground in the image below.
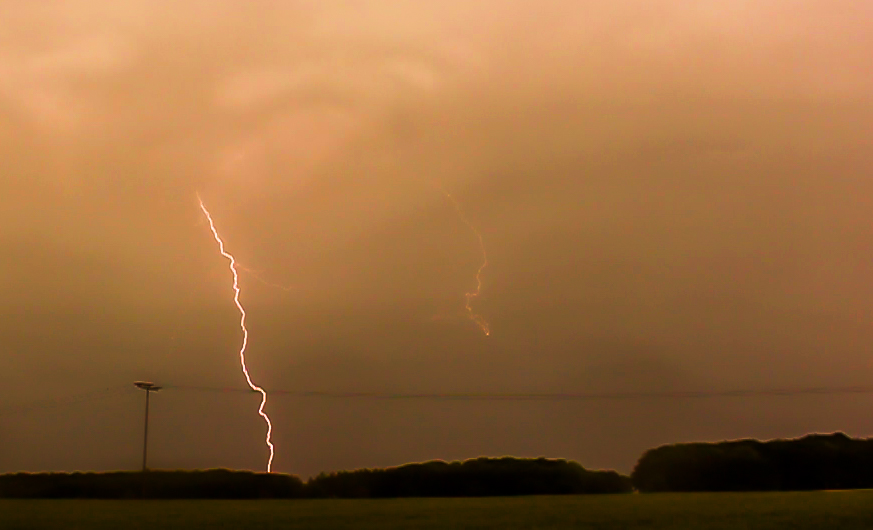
[2,490,873,530]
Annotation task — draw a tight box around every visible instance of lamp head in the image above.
[134,381,162,391]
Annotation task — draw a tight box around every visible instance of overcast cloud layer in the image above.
[1,0,872,477]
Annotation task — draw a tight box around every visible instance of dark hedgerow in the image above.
[305,457,632,498]
[0,469,304,499]
[10,434,873,498]
[0,458,631,499]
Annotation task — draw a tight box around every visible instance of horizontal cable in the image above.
[161,384,873,401]
[0,386,130,417]
[4,384,871,416]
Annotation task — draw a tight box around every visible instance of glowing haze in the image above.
[198,194,275,473]
[1,0,872,479]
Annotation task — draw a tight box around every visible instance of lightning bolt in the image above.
[197,194,275,472]
[440,187,491,337]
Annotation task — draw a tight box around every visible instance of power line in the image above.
[161,384,873,401]
[3,384,871,416]
[0,386,130,417]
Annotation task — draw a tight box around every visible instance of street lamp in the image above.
[134,381,162,472]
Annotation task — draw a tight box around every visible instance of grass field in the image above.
[2,491,873,529]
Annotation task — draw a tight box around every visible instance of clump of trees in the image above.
[306,457,632,497]
[0,457,631,499]
[631,432,873,492]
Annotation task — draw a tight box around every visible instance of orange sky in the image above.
[1,0,872,477]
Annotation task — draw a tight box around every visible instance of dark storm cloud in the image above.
[1,0,872,477]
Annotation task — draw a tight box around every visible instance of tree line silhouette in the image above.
[305,458,631,498]
[631,432,873,492]
[3,433,871,498]
[0,458,629,499]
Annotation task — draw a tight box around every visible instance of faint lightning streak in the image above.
[236,263,298,292]
[440,187,490,336]
[197,194,275,472]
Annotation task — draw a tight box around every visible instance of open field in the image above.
[2,491,873,530]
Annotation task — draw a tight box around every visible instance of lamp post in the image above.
[134,381,162,472]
